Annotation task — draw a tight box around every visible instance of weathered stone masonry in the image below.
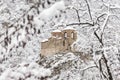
[41,27,77,56]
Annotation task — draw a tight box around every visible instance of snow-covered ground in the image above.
[0,0,120,80]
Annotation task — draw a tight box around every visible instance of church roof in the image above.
[41,39,48,42]
[52,29,61,33]
[63,26,75,30]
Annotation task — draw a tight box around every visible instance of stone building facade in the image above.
[41,27,77,56]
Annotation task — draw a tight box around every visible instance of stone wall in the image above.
[41,29,77,56]
[41,38,63,56]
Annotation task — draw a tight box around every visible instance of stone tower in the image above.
[41,27,77,56]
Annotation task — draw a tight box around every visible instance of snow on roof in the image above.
[63,27,75,30]
[41,39,48,42]
[52,29,61,33]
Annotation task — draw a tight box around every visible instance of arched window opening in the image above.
[56,34,58,38]
[71,32,74,39]
[64,32,67,38]
[63,40,65,46]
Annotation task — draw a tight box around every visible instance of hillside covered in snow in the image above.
[0,0,120,80]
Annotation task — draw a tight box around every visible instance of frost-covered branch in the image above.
[72,7,81,23]
[99,59,108,79]
[84,0,93,22]
[80,65,97,71]
[93,13,113,80]
[94,13,109,46]
[66,22,94,26]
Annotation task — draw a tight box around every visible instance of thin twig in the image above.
[84,0,93,21]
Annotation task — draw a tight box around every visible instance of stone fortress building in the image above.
[41,27,77,56]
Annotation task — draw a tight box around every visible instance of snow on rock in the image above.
[9,71,25,80]
[38,52,96,80]
[0,69,12,80]
[51,52,76,68]
[0,62,52,80]
[71,33,91,53]
[30,67,51,78]
[39,0,65,21]
[0,0,120,80]
[34,17,44,29]
[8,27,16,35]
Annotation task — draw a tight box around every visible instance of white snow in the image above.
[41,39,48,42]
[52,52,76,68]
[63,26,75,30]
[0,69,12,80]
[18,29,26,42]
[52,29,61,32]
[0,0,120,80]
[8,27,16,35]
[0,62,51,80]
[39,0,65,21]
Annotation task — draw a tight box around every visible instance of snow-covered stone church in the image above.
[41,27,77,56]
